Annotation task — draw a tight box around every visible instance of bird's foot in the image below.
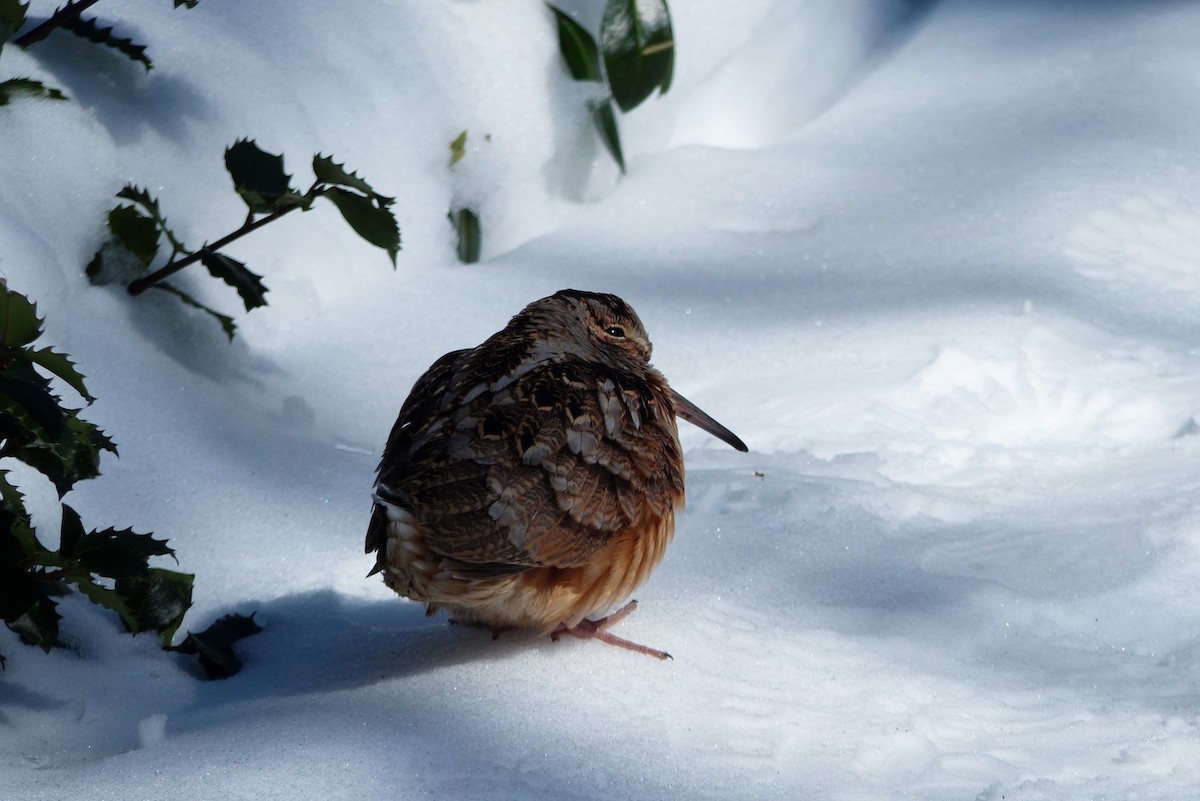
[550,600,671,660]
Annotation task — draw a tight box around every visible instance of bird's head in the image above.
[515,289,653,368]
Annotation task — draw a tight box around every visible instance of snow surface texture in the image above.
[3,1,1200,798]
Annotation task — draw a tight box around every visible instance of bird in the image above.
[365,289,747,659]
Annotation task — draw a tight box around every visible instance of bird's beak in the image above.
[670,389,748,452]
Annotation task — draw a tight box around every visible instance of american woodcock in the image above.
[366,289,747,658]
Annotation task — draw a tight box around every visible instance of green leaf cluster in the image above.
[548,0,674,174]
[0,285,193,659]
[87,140,401,339]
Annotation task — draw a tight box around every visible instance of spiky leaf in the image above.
[61,15,152,71]
[71,526,175,579]
[106,204,161,268]
[590,98,625,173]
[0,286,43,350]
[548,5,602,83]
[600,0,674,112]
[323,188,400,266]
[313,155,393,206]
[0,367,67,442]
[3,592,61,651]
[225,139,299,214]
[0,0,27,44]
[25,347,95,404]
[116,185,186,255]
[58,502,86,557]
[0,78,67,106]
[150,283,237,341]
[199,252,268,312]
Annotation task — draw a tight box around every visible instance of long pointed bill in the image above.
[670,389,749,452]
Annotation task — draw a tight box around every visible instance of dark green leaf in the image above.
[60,15,152,72]
[313,155,394,206]
[0,0,27,45]
[199,251,268,312]
[600,0,674,112]
[116,185,186,255]
[0,286,42,349]
[225,139,298,214]
[149,283,237,341]
[4,400,115,497]
[448,131,468,167]
[58,503,86,558]
[171,613,262,679]
[448,207,482,264]
[72,526,174,579]
[0,370,67,442]
[0,77,65,106]
[322,188,401,266]
[73,575,131,620]
[590,98,625,173]
[25,347,95,404]
[548,4,602,82]
[3,593,61,651]
[114,568,194,645]
[0,471,42,566]
[106,204,161,268]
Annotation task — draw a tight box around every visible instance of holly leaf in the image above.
[322,188,401,266]
[0,286,43,350]
[115,185,186,255]
[199,251,268,312]
[25,347,95,404]
[225,139,300,214]
[58,503,86,558]
[313,155,394,206]
[114,568,194,645]
[2,592,61,651]
[72,526,175,579]
[106,204,161,268]
[171,613,263,679]
[0,367,67,442]
[0,78,68,106]
[0,0,27,44]
[600,0,674,113]
[149,283,237,341]
[590,98,625,173]
[548,4,602,83]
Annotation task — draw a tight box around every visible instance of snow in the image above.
[4,0,1200,798]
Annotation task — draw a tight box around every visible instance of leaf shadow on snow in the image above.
[98,281,284,387]
[23,29,214,147]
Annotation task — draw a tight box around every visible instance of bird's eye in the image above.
[605,325,626,338]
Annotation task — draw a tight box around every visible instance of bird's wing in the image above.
[385,360,684,571]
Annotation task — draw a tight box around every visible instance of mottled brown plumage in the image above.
[366,289,746,658]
